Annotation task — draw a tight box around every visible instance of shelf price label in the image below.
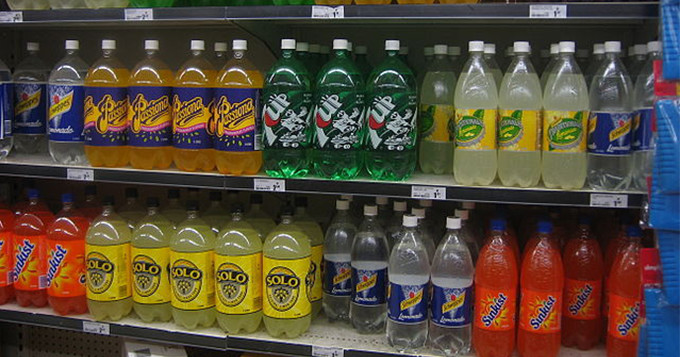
[590,193,628,208]
[124,8,153,21]
[254,178,285,192]
[0,12,22,23]
[67,168,94,182]
[529,5,567,19]
[311,5,344,19]
[312,346,344,357]
[411,185,446,200]
[82,321,110,335]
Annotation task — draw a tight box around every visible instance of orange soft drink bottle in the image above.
[561,216,603,349]
[606,226,642,357]
[46,193,89,315]
[13,189,54,307]
[602,218,627,341]
[0,204,14,304]
[517,220,564,357]
[81,185,102,221]
[128,40,174,170]
[214,39,263,175]
[473,219,518,357]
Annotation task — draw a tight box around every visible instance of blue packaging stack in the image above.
[662,0,680,79]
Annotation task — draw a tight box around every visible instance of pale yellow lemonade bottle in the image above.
[203,191,228,234]
[262,208,311,338]
[131,197,174,323]
[170,201,216,330]
[245,194,276,241]
[214,206,262,333]
[85,196,132,321]
[293,197,323,318]
[162,189,186,226]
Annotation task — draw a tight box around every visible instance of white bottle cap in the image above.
[376,196,389,205]
[214,42,228,52]
[65,40,79,50]
[393,200,407,212]
[424,46,434,56]
[355,45,367,55]
[27,42,39,51]
[190,40,205,51]
[446,217,462,230]
[559,41,575,53]
[412,207,425,219]
[462,201,475,209]
[455,209,469,220]
[145,40,159,51]
[635,44,647,55]
[593,43,605,55]
[364,205,378,216]
[320,45,330,54]
[336,199,349,211]
[433,45,447,55]
[233,39,247,51]
[647,41,661,53]
[102,40,116,50]
[469,41,484,52]
[513,41,530,53]
[385,40,400,51]
[419,199,433,208]
[296,41,309,52]
[333,39,349,50]
[628,46,635,56]
[484,43,496,54]
[281,39,296,50]
[399,46,408,55]
[448,46,461,56]
[309,44,321,53]
[604,41,621,53]
[550,43,559,55]
[340,194,353,201]
[403,214,418,228]
[348,41,353,52]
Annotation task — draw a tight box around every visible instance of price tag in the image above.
[82,321,110,335]
[411,185,446,200]
[67,168,94,182]
[311,5,344,19]
[124,8,153,21]
[0,12,22,23]
[253,178,285,192]
[312,346,344,357]
[590,193,628,208]
[529,5,567,19]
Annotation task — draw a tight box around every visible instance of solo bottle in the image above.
[323,199,357,322]
[14,42,49,154]
[118,187,145,229]
[162,189,186,226]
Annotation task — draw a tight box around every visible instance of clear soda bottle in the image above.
[585,43,605,90]
[376,196,391,227]
[0,56,12,160]
[483,43,503,89]
[448,46,462,75]
[203,191,228,234]
[354,46,373,80]
[411,207,436,262]
[323,199,357,322]
[632,41,660,190]
[14,42,49,155]
[386,200,407,250]
[118,188,145,229]
[540,43,559,90]
[162,189,186,226]
[454,209,479,263]
[245,194,275,240]
[628,44,648,80]
[294,197,324,318]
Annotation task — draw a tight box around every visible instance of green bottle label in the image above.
[366,92,418,151]
[313,91,365,150]
[262,90,313,149]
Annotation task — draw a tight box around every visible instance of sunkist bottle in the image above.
[13,42,49,155]
[632,41,660,190]
[0,202,13,304]
[454,41,498,186]
[245,194,276,240]
[214,39,263,175]
[483,43,503,89]
[84,40,130,168]
[118,187,145,229]
[323,199,357,322]
[48,40,88,165]
[128,40,174,170]
[262,39,314,178]
[0,54,12,160]
[498,41,542,187]
[294,197,324,318]
[365,39,419,181]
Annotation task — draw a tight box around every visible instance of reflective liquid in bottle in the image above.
[14,42,49,155]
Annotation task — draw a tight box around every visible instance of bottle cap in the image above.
[468,41,484,52]
[647,41,661,53]
[233,39,247,51]
[336,199,350,210]
[462,201,475,209]
[376,196,389,205]
[320,45,330,54]
[593,43,605,54]
[455,209,469,220]
[146,197,160,208]
[448,46,461,56]
[348,41,353,52]
[559,41,575,53]
[576,49,589,57]
[61,193,73,204]
[102,196,115,206]
[364,204,378,216]
[167,188,180,199]
[294,196,308,207]
[635,43,647,55]
[85,185,97,196]
[355,45,367,54]
[309,44,321,53]
[419,199,432,208]
[513,41,530,53]
[550,43,559,55]
[102,39,116,50]
[214,42,227,52]
[424,47,433,56]
[186,200,199,211]
[446,216,462,229]
[393,200,407,212]
[281,39,296,50]
[125,187,138,198]
[209,191,221,202]
[412,207,425,218]
[340,194,353,202]
[145,40,159,51]
[190,40,205,51]
[65,40,79,50]
[27,42,39,51]
[399,46,408,55]
[604,41,621,53]
[296,41,309,52]
[333,39,349,50]
[385,40,400,51]
[249,193,263,204]
[403,214,418,228]
[231,203,244,214]
[483,43,496,54]
[627,225,642,238]
[537,220,553,234]
[490,218,506,231]
[433,44,447,55]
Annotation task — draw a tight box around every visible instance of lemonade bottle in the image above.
[215,207,263,333]
[128,40,174,170]
[162,189,186,226]
[84,40,130,168]
[118,187,145,229]
[131,197,173,323]
[173,40,216,172]
[214,39,264,175]
[483,43,503,89]
[170,201,216,330]
[294,197,323,318]
[203,191,228,233]
[86,196,133,321]
[245,194,276,240]
[453,41,498,186]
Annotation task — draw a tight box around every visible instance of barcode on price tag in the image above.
[590,193,628,208]
[411,185,446,200]
[529,5,567,19]
[311,5,344,19]
[82,321,110,335]
[67,168,94,182]
[0,12,22,23]
[253,178,285,192]
[312,346,344,357]
[124,8,153,21]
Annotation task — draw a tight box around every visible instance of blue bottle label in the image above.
[128,86,172,147]
[431,284,472,327]
[213,88,261,152]
[323,260,351,296]
[387,281,429,323]
[351,267,387,306]
[0,83,13,139]
[14,82,46,135]
[632,108,654,151]
[83,86,128,146]
[172,87,214,150]
[587,111,632,155]
[48,84,85,142]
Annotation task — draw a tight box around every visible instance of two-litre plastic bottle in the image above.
[540,43,559,89]
[628,44,648,80]
[585,44,605,90]
[130,0,174,6]
[295,42,317,77]
[354,46,373,80]
[85,0,129,8]
[294,197,324,318]
[411,207,436,261]
[483,43,503,89]
[376,196,391,227]
[448,46,462,75]
[162,189,186,226]
[385,200,407,250]
[49,0,87,8]
[0,56,12,160]
[323,199,357,322]
[0,203,13,304]
[245,194,276,240]
[454,208,479,264]
[14,42,49,155]
[213,42,228,70]
[119,187,145,229]
[7,0,49,9]
[48,40,88,165]
[81,185,101,221]
[203,191,228,234]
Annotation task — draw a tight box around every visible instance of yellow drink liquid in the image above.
[295,202,324,318]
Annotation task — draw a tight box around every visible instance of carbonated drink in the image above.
[0,204,13,304]
[376,196,390,227]
[0,56,12,160]
[354,46,372,80]
[203,191,227,233]
[118,188,145,229]
[294,197,324,318]
[245,194,275,240]
[411,207,435,261]
[585,44,605,90]
[162,189,186,226]
[213,42,228,70]
[49,0,87,8]
[632,41,660,190]
[84,0,129,8]
[81,185,101,221]
[454,208,479,263]
[6,0,49,10]
[14,42,48,155]
[385,200,407,250]
[130,0,175,6]
[539,43,559,89]
[323,199,356,322]
[483,43,503,89]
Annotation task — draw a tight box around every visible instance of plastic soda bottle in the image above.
[294,197,324,318]
[262,39,314,178]
[542,41,589,189]
[355,0,390,3]
[119,187,145,229]
[0,203,13,304]
[85,197,132,321]
[295,42,316,77]
[84,40,130,168]
[365,40,418,181]
[585,43,605,89]
[162,189,186,226]
[419,44,456,175]
[628,44,648,80]
[81,185,101,221]
[203,191,228,234]
[483,43,503,89]
[448,46,462,75]
[354,46,372,80]
[323,199,357,322]
[213,39,263,175]
[473,219,518,357]
[454,209,479,263]
[215,207,262,333]
[13,42,49,155]
[245,194,275,240]
[454,41,498,186]
[632,41,660,190]
[7,0,49,9]
[262,208,311,338]
[498,41,542,187]
[517,221,564,357]
[172,40,216,172]
[49,0,87,8]
[376,196,391,227]
[131,197,173,323]
[213,42,228,70]
[350,205,389,333]
[130,0,175,6]
[385,200,407,250]
[411,207,436,261]
[85,0,129,7]
[312,39,366,180]
[128,40,174,170]
[540,43,559,89]
[0,55,12,160]
[48,40,88,165]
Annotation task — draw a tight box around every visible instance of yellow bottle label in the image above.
[308,244,323,303]
[542,110,589,153]
[498,110,540,151]
[132,247,171,305]
[420,104,455,142]
[86,243,131,302]
[454,108,497,150]
[170,251,214,311]
[263,255,311,319]
[215,252,262,315]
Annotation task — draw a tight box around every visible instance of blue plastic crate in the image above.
[654,99,680,194]
[657,230,680,305]
[643,288,679,357]
[663,0,680,80]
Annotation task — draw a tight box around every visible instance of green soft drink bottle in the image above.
[262,39,314,179]
[245,194,276,241]
[215,206,262,333]
[365,40,419,181]
[131,197,173,323]
[354,46,373,80]
[294,197,323,318]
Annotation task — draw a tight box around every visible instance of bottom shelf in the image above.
[0,302,605,357]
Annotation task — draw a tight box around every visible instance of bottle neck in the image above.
[147,206,159,216]
[232,212,243,222]
[191,50,203,57]
[29,197,39,206]
[334,49,348,59]
[62,202,74,212]
[146,49,157,58]
[386,50,399,58]
[281,215,294,225]
[126,198,136,206]
[216,51,226,59]
[282,49,295,59]
[605,52,620,61]
[103,49,114,58]
[102,205,115,215]
[233,50,245,60]
[66,49,78,56]
[186,210,199,220]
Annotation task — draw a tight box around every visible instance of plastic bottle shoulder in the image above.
[85,56,130,86]
[217,57,264,88]
[130,56,173,86]
[49,54,89,83]
[216,220,262,255]
[175,56,216,87]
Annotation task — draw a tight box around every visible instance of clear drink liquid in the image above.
[7,0,49,9]
[14,43,49,155]
[202,192,228,233]
[294,199,324,318]
[245,194,275,241]
[632,43,659,190]
[323,200,357,322]
[0,59,13,160]
[49,0,87,8]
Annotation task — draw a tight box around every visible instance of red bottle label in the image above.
[519,289,562,333]
[13,235,47,291]
[46,240,86,298]
[607,293,640,342]
[0,232,12,287]
[475,285,516,331]
[563,278,602,320]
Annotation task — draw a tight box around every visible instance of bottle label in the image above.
[607,293,640,342]
[366,92,418,151]
[313,92,365,150]
[518,289,562,333]
[498,109,540,151]
[48,84,85,142]
[474,286,516,331]
[0,232,12,287]
[215,252,262,315]
[262,91,313,149]
[419,104,455,143]
[47,240,86,298]
[632,108,653,151]
[86,243,131,302]
[563,278,601,320]
[542,110,588,152]
[0,83,13,140]
[323,259,351,296]
[308,244,323,303]
[14,82,46,135]
[387,281,428,323]
[132,247,171,305]
[213,88,261,152]
[170,251,214,311]
[128,86,172,148]
[83,87,129,146]
[351,266,387,306]
[454,108,497,150]
[431,284,472,327]
[587,112,632,155]
[13,235,47,291]
[263,256,311,319]
[172,87,214,150]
